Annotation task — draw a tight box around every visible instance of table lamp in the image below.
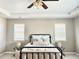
[16,41,21,49]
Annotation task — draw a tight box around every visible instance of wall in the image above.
[7,18,75,52]
[74,16,79,53]
[0,17,7,53]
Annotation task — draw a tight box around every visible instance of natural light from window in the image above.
[55,24,66,41]
[14,24,25,41]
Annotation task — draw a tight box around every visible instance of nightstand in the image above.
[15,49,20,59]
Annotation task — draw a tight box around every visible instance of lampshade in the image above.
[16,41,21,48]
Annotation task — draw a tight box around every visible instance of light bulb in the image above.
[34,1,43,9]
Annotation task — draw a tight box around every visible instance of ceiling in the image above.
[0,0,79,18]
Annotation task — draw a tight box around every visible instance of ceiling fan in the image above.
[27,0,59,9]
[27,0,48,9]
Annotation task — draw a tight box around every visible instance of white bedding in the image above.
[22,43,59,53]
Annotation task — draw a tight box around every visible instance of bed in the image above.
[19,34,64,59]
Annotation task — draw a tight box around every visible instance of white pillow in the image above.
[32,38,42,45]
[32,39,50,45]
[32,36,41,40]
[32,35,50,45]
[41,37,50,44]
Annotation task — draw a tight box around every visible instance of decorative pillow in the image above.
[31,35,50,45]
[32,36,41,40]
[32,39,50,45]
[41,36,50,44]
[32,38,42,45]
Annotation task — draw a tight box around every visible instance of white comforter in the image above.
[22,44,59,53]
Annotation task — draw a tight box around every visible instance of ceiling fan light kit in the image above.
[33,2,43,9]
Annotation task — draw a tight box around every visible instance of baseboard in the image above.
[0,52,5,57]
[64,52,79,56]
[75,53,79,56]
[0,51,15,56]
[64,52,76,55]
[4,51,15,54]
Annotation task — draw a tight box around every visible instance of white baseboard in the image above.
[0,52,5,57]
[76,53,79,56]
[4,51,15,54]
[64,52,76,55]
[75,53,79,56]
[64,52,79,56]
[0,51,15,56]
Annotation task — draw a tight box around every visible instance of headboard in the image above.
[29,34,51,43]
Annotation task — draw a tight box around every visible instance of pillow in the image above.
[31,35,50,45]
[32,39,50,45]
[32,39,42,45]
[41,37,50,44]
[32,36,41,40]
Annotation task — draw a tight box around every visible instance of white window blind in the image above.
[55,24,66,41]
[14,24,25,41]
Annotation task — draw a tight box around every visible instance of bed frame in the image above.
[19,34,64,59]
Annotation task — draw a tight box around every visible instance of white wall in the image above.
[74,16,79,53]
[7,18,75,52]
[0,17,7,53]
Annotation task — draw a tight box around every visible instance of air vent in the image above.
[43,0,59,1]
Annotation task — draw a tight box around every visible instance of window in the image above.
[55,24,66,41]
[14,24,25,41]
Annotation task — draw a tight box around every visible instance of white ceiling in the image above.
[0,0,79,18]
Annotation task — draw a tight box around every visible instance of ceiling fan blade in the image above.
[42,2,48,9]
[27,3,34,8]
